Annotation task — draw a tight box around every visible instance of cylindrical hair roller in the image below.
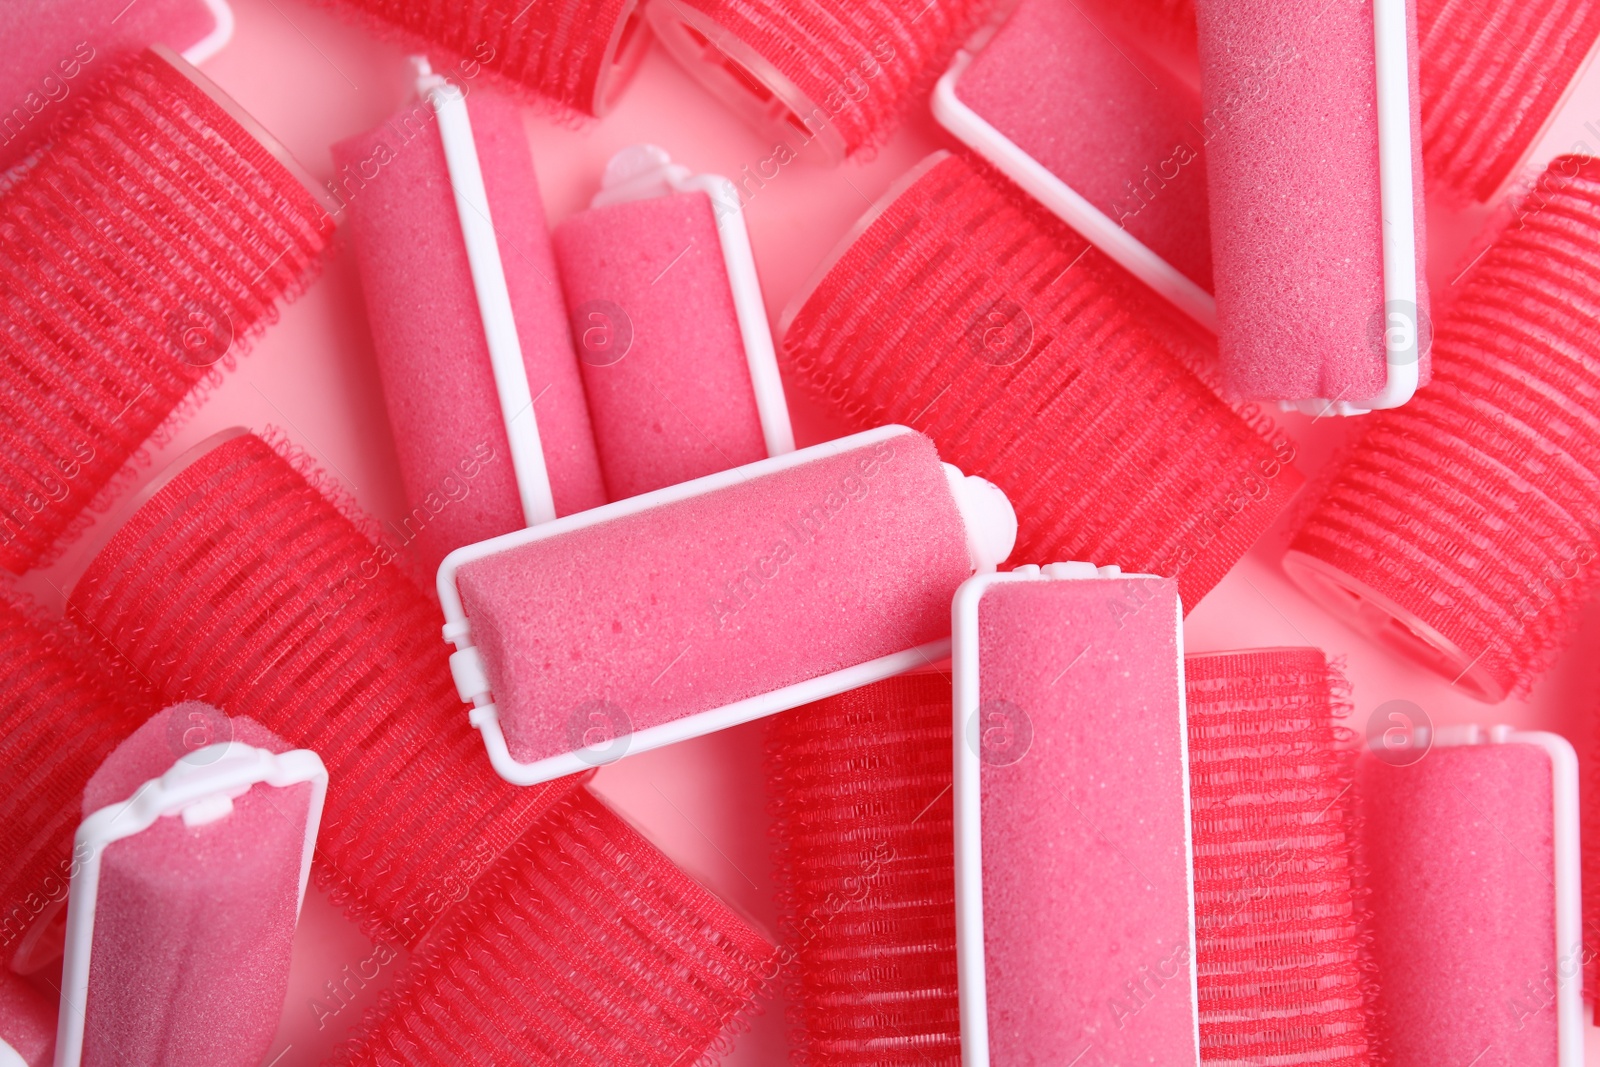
[335,78,607,576]
[0,0,232,173]
[952,564,1196,1066]
[0,47,333,574]
[0,592,150,974]
[646,0,994,160]
[1193,0,1428,409]
[329,785,776,1067]
[59,705,323,1067]
[66,431,575,948]
[764,673,961,1067]
[553,145,792,501]
[440,425,1017,785]
[933,0,1215,326]
[780,151,1300,613]
[0,971,55,1067]
[1362,726,1581,1067]
[1284,155,1600,704]
[314,0,648,115]
[1184,648,1376,1067]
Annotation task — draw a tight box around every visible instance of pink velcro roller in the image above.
[1284,155,1600,703]
[1193,0,1427,411]
[953,563,1197,1066]
[646,0,995,160]
[329,785,776,1067]
[336,71,606,576]
[56,704,327,1067]
[67,431,578,949]
[1184,649,1377,1067]
[553,145,793,500]
[781,151,1301,613]
[0,592,151,976]
[0,0,232,175]
[313,0,649,116]
[933,0,1215,327]
[440,424,1016,785]
[765,674,961,1065]
[0,47,333,574]
[1362,725,1581,1067]
[0,971,55,1067]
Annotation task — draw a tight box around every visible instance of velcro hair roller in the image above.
[780,151,1300,613]
[335,71,607,576]
[440,425,1017,785]
[1184,649,1377,1067]
[952,563,1197,1065]
[328,785,776,1067]
[313,0,649,115]
[764,674,961,1065]
[56,705,326,1067]
[646,0,995,160]
[0,47,333,574]
[934,0,1215,327]
[553,144,793,501]
[0,0,232,174]
[66,431,576,947]
[0,591,152,975]
[1285,155,1600,703]
[1193,0,1427,411]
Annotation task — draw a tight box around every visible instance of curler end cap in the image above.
[945,464,1016,573]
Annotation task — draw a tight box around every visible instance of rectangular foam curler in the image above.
[440,424,1017,785]
[1361,725,1581,1067]
[1193,0,1426,412]
[952,562,1198,1067]
[934,0,1216,328]
[56,705,327,1067]
[553,144,792,501]
[336,68,608,576]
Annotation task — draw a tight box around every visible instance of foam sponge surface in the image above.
[1184,649,1376,1067]
[782,152,1300,612]
[957,0,1212,290]
[1362,742,1557,1067]
[0,970,55,1067]
[79,707,304,1067]
[0,50,332,573]
[67,433,574,948]
[765,674,960,1066]
[554,190,767,500]
[977,578,1193,1066]
[458,429,972,765]
[336,89,605,575]
[1287,155,1600,702]
[329,786,776,1067]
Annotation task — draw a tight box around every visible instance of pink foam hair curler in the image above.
[335,64,607,577]
[553,144,793,501]
[439,424,1016,785]
[1284,155,1600,703]
[933,0,1215,328]
[0,46,334,574]
[779,150,1301,613]
[327,784,776,1067]
[953,562,1197,1066]
[765,673,962,1065]
[66,430,579,949]
[1194,0,1427,412]
[55,704,327,1067]
[0,970,55,1067]
[645,0,995,161]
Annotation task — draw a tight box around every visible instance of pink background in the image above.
[17,0,1600,1061]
